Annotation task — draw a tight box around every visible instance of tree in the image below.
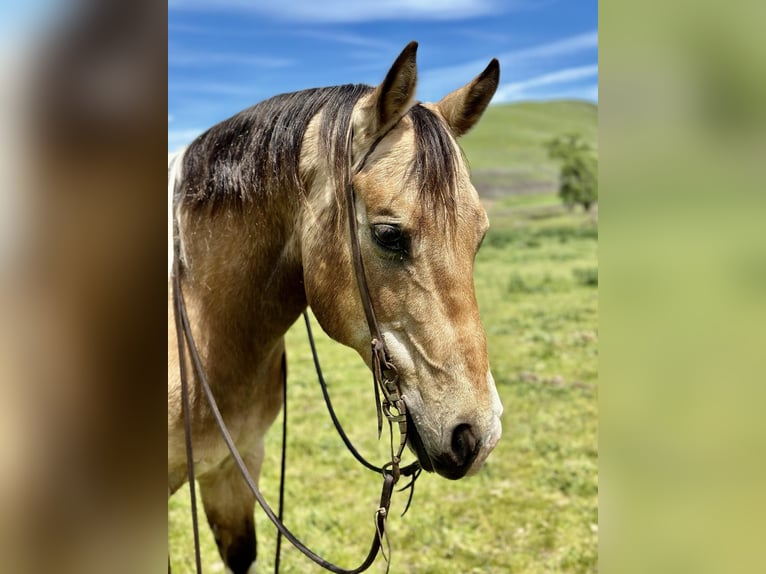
[545,134,598,211]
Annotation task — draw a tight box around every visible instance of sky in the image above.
[168,0,598,151]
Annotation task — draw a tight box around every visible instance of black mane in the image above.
[178,83,461,221]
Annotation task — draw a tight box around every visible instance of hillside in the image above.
[461,99,598,197]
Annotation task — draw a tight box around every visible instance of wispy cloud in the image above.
[169,81,262,97]
[169,0,521,22]
[501,31,597,63]
[418,30,598,100]
[290,30,398,51]
[169,50,293,68]
[287,30,402,70]
[168,22,212,34]
[494,64,599,102]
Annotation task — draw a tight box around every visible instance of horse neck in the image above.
[177,187,307,366]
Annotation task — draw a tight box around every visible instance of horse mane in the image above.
[178,83,461,223]
[407,104,460,224]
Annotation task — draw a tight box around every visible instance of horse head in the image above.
[302,43,502,480]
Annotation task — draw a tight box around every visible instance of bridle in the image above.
[171,116,420,573]
[343,122,414,474]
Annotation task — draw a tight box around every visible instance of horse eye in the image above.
[372,224,407,254]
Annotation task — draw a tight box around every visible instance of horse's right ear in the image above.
[363,41,418,137]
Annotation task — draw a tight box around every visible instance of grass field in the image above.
[169,100,598,573]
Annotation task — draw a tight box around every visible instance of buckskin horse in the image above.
[168,42,503,573]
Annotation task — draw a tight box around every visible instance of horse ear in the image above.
[367,41,418,135]
[436,58,500,137]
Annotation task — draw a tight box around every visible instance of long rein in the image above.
[171,122,420,573]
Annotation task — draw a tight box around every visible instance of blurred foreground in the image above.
[600,1,766,572]
[0,1,165,572]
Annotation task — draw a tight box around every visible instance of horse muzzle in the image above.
[406,411,493,480]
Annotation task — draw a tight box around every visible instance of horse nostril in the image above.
[451,423,479,468]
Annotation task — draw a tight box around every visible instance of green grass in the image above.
[169,99,598,573]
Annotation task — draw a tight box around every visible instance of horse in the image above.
[168,42,503,574]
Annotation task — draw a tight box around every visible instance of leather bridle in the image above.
[171,117,420,574]
[343,123,414,476]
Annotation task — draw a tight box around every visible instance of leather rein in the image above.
[171,119,419,573]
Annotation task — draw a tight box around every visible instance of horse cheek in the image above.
[303,253,363,351]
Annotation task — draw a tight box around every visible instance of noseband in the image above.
[171,116,419,573]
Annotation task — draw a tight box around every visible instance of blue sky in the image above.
[168,0,598,151]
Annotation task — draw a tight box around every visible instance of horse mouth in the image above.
[404,410,479,480]
[405,410,434,473]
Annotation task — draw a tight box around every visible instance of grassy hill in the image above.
[461,99,598,197]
